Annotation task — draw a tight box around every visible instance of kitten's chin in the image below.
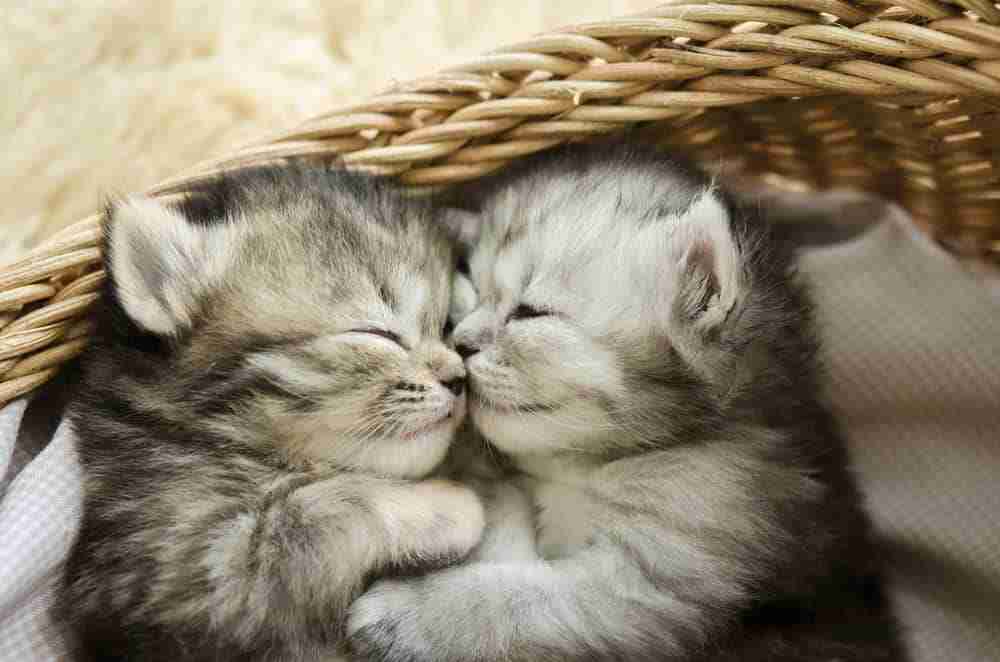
[470,398,608,456]
[372,425,458,478]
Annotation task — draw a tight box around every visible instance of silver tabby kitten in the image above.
[61,166,485,662]
[348,142,907,662]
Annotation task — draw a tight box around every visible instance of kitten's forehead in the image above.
[481,156,705,241]
[175,167,453,336]
[473,159,720,319]
[231,178,448,278]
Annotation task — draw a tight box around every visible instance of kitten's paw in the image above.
[413,479,485,556]
[347,580,430,662]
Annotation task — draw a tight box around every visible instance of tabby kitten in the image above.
[348,142,907,662]
[61,165,484,662]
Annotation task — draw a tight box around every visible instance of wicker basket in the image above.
[2,0,1000,407]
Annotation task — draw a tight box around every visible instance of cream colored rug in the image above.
[0,1,648,265]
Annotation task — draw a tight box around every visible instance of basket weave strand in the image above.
[3,0,1000,406]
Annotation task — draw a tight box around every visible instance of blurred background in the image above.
[0,1,649,264]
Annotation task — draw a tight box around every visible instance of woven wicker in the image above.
[3,0,1000,407]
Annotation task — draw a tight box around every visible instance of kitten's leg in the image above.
[295,476,486,584]
[348,553,689,662]
[438,428,537,562]
[347,444,828,662]
[373,480,486,569]
[181,475,483,651]
[467,478,538,563]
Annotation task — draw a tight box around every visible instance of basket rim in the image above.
[3,0,1000,406]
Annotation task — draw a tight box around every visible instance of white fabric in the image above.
[0,401,82,661]
[801,212,1000,662]
[0,208,998,661]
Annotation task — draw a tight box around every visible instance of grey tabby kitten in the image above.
[60,165,485,662]
[348,142,907,662]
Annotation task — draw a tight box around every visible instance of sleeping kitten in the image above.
[347,142,907,662]
[60,165,484,662]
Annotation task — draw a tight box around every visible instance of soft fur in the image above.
[0,0,650,266]
[347,142,907,662]
[61,165,484,661]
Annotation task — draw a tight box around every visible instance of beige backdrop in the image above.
[0,1,649,265]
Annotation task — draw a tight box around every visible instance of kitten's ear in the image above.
[106,197,236,335]
[439,208,482,251]
[665,190,741,332]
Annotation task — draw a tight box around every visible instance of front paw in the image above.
[413,480,485,557]
[347,580,430,662]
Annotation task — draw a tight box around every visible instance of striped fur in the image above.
[348,142,908,662]
[61,165,483,661]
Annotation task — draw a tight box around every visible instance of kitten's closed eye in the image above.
[509,304,549,321]
[350,328,407,348]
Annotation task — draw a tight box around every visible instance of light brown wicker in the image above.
[3,0,1000,407]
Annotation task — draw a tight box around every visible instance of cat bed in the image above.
[1,1,999,659]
